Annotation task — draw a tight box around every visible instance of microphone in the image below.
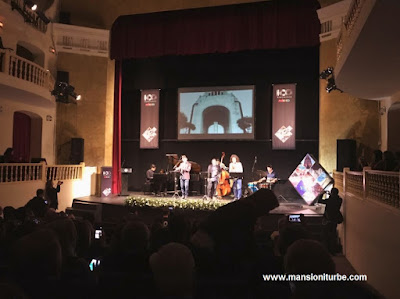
[255,156,257,163]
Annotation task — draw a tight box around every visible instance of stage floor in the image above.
[75,191,324,216]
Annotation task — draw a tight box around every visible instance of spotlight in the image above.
[325,77,343,93]
[24,1,37,11]
[319,67,333,79]
[51,82,82,103]
[71,93,82,100]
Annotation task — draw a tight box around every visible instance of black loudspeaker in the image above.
[59,11,71,24]
[337,139,357,171]
[57,71,69,84]
[71,138,84,164]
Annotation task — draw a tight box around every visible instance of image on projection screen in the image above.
[178,86,254,140]
[288,154,333,205]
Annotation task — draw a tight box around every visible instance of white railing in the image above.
[0,162,85,183]
[46,164,83,181]
[335,168,400,209]
[53,23,109,58]
[0,49,55,92]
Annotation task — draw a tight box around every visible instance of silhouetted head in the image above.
[11,229,62,280]
[121,220,150,254]
[331,188,339,196]
[3,147,13,157]
[36,189,45,198]
[150,242,195,297]
[373,150,383,162]
[383,151,395,162]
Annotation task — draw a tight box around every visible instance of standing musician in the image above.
[174,155,191,199]
[229,154,243,200]
[207,158,221,200]
[258,164,278,188]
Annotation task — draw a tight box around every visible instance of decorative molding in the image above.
[53,23,109,58]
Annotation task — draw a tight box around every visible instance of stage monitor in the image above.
[178,86,255,140]
[288,154,333,205]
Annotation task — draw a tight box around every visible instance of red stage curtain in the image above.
[110,0,320,60]
[112,60,122,194]
[13,112,31,162]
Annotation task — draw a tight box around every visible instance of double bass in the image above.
[216,152,231,197]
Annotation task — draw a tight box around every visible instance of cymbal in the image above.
[255,170,267,176]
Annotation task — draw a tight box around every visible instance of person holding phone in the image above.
[45,180,63,210]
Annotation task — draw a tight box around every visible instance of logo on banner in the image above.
[144,93,157,106]
[275,125,293,143]
[102,170,111,179]
[102,187,111,197]
[142,127,158,142]
[276,88,293,98]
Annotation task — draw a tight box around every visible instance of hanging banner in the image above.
[140,89,160,149]
[272,83,296,150]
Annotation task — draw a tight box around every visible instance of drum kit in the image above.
[245,169,276,196]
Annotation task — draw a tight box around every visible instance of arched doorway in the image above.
[13,111,42,162]
[202,105,230,134]
[387,102,400,152]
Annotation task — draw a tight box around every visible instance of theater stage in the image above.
[74,191,325,216]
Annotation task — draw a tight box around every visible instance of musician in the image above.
[258,165,278,183]
[229,154,243,200]
[175,155,191,199]
[257,164,278,189]
[146,164,156,183]
[207,158,221,200]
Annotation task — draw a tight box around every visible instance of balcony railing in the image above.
[10,0,48,33]
[334,168,400,210]
[0,49,55,92]
[0,162,85,183]
[336,0,367,61]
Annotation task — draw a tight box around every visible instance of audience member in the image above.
[150,242,195,298]
[377,151,399,171]
[284,239,335,299]
[46,180,63,210]
[318,188,343,254]
[25,189,48,218]
[3,148,14,163]
[370,150,383,170]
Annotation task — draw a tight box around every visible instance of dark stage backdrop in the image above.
[121,48,319,191]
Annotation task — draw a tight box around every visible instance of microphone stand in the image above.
[251,156,257,173]
[251,156,257,181]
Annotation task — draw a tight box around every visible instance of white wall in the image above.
[344,195,400,299]
[0,0,58,75]
[379,92,400,151]
[0,166,97,211]
[0,97,56,163]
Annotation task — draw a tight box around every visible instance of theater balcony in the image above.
[334,0,400,100]
[0,0,58,106]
